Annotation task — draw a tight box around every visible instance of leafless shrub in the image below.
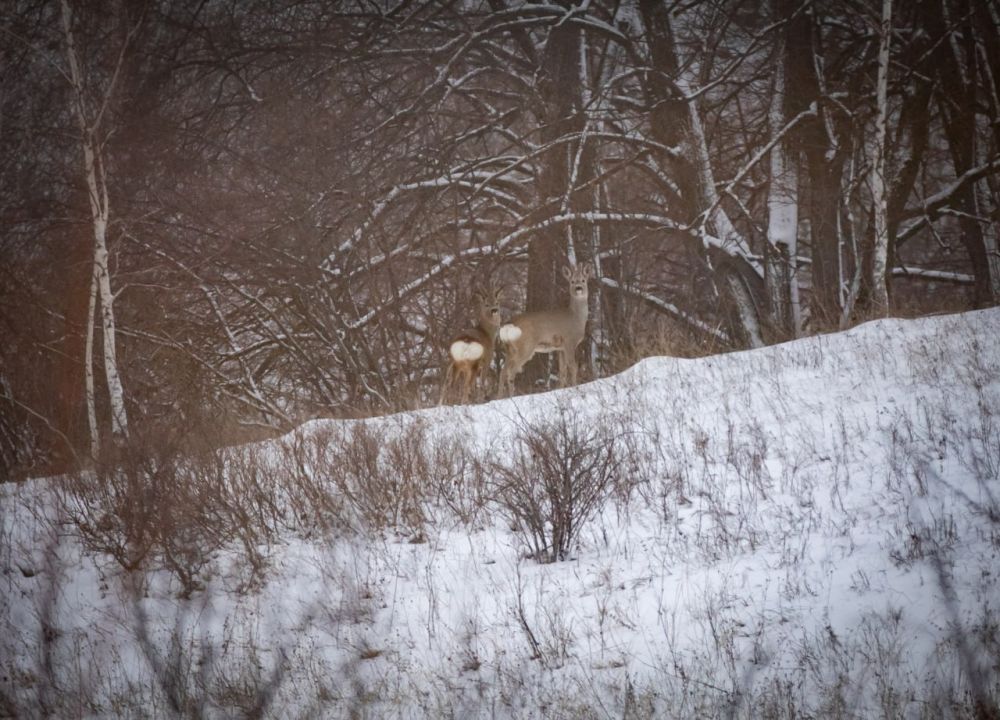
[279,419,492,539]
[424,434,489,526]
[280,427,351,536]
[281,421,436,537]
[59,429,286,597]
[490,408,626,562]
[59,442,172,577]
[212,445,291,590]
[324,421,428,535]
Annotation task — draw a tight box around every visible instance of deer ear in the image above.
[562,266,573,280]
[584,263,594,279]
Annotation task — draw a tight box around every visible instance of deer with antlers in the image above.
[498,263,593,396]
[438,284,504,404]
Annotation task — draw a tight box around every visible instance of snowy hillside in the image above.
[3,309,1000,718]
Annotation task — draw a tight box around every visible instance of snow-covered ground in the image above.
[3,309,999,718]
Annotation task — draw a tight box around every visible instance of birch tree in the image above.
[765,10,802,338]
[60,0,131,445]
[868,0,893,317]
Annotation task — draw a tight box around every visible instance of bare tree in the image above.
[868,0,893,317]
[59,0,133,448]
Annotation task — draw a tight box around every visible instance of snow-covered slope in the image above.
[3,309,999,718]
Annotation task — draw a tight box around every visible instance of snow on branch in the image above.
[320,174,522,272]
[700,102,818,230]
[897,156,1000,244]
[896,156,1000,246]
[362,3,631,144]
[689,102,817,271]
[599,277,730,342]
[345,211,690,331]
[511,4,630,45]
[892,265,974,285]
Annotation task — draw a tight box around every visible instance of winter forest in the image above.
[2,0,999,472]
[2,1,1000,717]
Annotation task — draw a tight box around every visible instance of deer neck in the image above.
[568,294,589,325]
[478,319,499,342]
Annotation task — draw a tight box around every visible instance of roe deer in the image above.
[439,284,503,404]
[498,263,593,396]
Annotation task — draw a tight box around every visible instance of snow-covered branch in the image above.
[892,265,974,284]
[599,276,730,342]
[346,211,690,331]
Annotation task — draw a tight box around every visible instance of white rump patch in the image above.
[450,340,484,362]
[498,324,522,342]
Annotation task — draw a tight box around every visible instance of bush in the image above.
[284,420,434,538]
[59,428,286,597]
[490,408,625,562]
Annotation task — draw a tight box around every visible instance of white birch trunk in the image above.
[84,264,100,460]
[94,216,128,437]
[839,150,864,328]
[869,0,893,316]
[766,36,803,337]
[61,0,129,439]
[726,274,765,349]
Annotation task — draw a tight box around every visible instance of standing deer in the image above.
[498,263,593,396]
[439,284,504,404]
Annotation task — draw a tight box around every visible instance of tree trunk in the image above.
[520,17,587,389]
[868,0,893,317]
[85,264,100,460]
[765,27,802,339]
[638,0,764,347]
[94,213,128,437]
[527,20,585,314]
[785,4,848,330]
[61,0,129,440]
[934,0,998,307]
[806,153,846,328]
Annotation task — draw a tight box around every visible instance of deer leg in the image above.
[499,360,513,397]
[438,364,455,405]
[458,365,473,404]
[477,364,494,403]
[483,362,495,402]
[464,365,478,404]
[471,361,484,403]
[566,350,578,387]
[501,353,526,397]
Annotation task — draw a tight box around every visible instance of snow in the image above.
[3,308,1000,717]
